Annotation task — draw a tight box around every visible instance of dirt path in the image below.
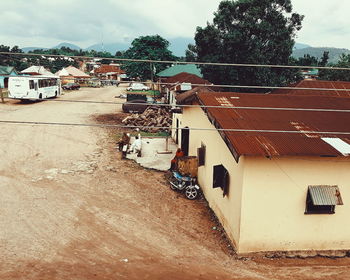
[1,87,350,280]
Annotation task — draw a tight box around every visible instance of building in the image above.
[163,72,212,105]
[93,64,126,81]
[21,66,55,76]
[156,64,203,78]
[175,91,350,254]
[56,66,90,84]
[271,79,350,97]
[300,68,319,80]
[0,66,17,88]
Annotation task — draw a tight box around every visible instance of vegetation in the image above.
[186,0,304,91]
[318,54,350,81]
[293,47,350,64]
[122,35,177,80]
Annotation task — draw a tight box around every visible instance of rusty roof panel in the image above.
[197,92,350,159]
[271,80,350,97]
[164,72,211,89]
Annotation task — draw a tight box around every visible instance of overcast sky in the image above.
[1,0,350,49]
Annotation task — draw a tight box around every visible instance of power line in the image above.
[2,51,350,71]
[0,120,349,135]
[4,97,350,113]
[4,75,350,92]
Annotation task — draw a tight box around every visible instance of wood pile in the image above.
[122,106,172,132]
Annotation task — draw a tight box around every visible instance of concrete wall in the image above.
[180,106,350,253]
[171,112,182,144]
[181,107,245,248]
[239,156,350,253]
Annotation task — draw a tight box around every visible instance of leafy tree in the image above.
[319,54,350,81]
[122,35,177,80]
[189,0,304,91]
[319,51,329,67]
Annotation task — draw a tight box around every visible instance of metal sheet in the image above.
[196,92,350,158]
[271,80,350,97]
[309,185,343,206]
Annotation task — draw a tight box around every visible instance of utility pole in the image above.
[0,86,4,103]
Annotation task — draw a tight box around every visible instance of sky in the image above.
[1,0,350,49]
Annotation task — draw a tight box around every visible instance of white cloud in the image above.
[1,0,350,50]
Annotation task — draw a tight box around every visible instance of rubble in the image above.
[121,106,172,133]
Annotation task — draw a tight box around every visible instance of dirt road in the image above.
[1,87,350,280]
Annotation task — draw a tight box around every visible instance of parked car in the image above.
[62,83,80,90]
[122,99,149,113]
[126,82,150,91]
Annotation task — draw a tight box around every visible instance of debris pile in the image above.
[122,106,172,132]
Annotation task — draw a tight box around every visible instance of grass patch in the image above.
[127,90,161,97]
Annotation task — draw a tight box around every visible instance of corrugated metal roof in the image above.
[156,64,203,77]
[0,66,16,75]
[271,80,350,97]
[196,92,350,160]
[164,72,211,89]
[94,65,125,74]
[309,185,343,206]
[176,86,215,104]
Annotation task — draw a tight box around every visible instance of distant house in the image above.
[163,72,212,105]
[156,64,203,78]
[271,79,350,97]
[55,66,90,84]
[93,64,126,81]
[175,91,350,254]
[300,68,319,79]
[0,66,17,88]
[21,66,55,76]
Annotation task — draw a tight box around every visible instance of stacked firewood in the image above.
[122,106,172,132]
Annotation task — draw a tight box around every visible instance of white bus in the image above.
[8,76,61,100]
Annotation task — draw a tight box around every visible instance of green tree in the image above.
[189,0,304,91]
[319,54,350,81]
[122,35,177,80]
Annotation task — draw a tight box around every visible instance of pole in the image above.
[0,87,4,103]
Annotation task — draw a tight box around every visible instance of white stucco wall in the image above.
[181,107,244,248]
[239,156,350,253]
[180,106,350,253]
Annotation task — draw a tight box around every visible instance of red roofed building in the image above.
[93,64,126,81]
[176,91,350,254]
[271,79,350,97]
[163,72,212,105]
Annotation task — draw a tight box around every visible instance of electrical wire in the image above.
[4,97,350,113]
[0,119,349,135]
[1,51,350,71]
[4,73,350,92]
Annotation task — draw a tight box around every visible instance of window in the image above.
[305,185,343,214]
[197,143,206,166]
[29,80,34,89]
[213,164,229,197]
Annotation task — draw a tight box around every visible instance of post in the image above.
[0,87,4,103]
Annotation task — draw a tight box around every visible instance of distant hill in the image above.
[22,37,194,57]
[294,42,311,50]
[292,47,350,63]
[52,42,81,50]
[22,46,49,52]
[85,37,194,57]
[85,42,130,54]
